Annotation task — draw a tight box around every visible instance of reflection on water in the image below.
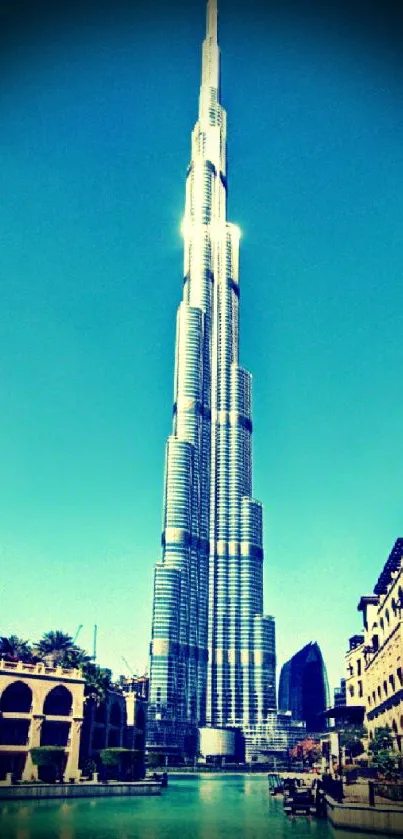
[0,776,376,839]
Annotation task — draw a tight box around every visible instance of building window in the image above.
[357,659,362,676]
[358,681,363,698]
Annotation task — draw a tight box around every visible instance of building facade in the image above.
[79,689,127,765]
[148,0,276,752]
[346,539,403,752]
[334,678,347,708]
[0,658,84,782]
[243,712,307,761]
[345,634,365,706]
[278,642,330,733]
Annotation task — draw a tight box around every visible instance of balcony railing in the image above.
[0,659,82,679]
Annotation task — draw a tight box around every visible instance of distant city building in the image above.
[346,538,403,752]
[0,658,84,782]
[147,0,276,755]
[243,712,307,761]
[334,678,347,707]
[278,642,330,732]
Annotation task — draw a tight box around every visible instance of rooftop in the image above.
[0,658,83,681]
[374,538,403,595]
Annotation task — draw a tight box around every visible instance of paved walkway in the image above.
[343,779,403,809]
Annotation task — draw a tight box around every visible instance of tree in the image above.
[82,661,113,706]
[99,748,145,781]
[340,725,367,758]
[289,738,321,767]
[371,749,399,779]
[369,727,394,755]
[368,727,397,779]
[0,635,34,663]
[34,631,87,667]
[30,746,66,782]
[147,751,166,769]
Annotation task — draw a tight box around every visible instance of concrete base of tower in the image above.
[198,726,245,764]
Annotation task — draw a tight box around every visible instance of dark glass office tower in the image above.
[147,0,276,753]
[278,642,330,732]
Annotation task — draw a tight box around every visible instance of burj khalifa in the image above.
[148,0,276,753]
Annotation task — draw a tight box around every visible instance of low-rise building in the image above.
[346,538,403,752]
[79,689,127,766]
[0,658,85,782]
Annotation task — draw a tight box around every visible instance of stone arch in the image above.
[43,685,72,716]
[0,681,32,713]
[107,727,120,747]
[95,702,107,724]
[109,702,121,726]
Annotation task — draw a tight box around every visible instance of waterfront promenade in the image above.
[0,779,161,800]
[0,773,378,839]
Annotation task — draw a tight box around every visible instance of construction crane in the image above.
[93,625,97,662]
[73,624,83,644]
[121,656,137,677]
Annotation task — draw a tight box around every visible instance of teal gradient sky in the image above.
[1,0,402,694]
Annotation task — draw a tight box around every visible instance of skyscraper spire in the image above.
[206,0,218,41]
[147,0,276,757]
[200,0,220,98]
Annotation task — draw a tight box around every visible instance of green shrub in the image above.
[99,748,145,781]
[30,746,66,782]
[82,758,97,777]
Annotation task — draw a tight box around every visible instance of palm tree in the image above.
[34,631,89,668]
[82,661,113,706]
[0,635,34,662]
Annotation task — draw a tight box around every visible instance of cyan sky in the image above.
[1,0,402,693]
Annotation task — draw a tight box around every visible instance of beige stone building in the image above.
[0,658,85,781]
[346,538,403,752]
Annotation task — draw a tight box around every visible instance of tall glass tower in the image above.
[148,0,276,753]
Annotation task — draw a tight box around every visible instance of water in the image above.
[0,775,375,839]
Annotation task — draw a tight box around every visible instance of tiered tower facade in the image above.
[148,0,276,752]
